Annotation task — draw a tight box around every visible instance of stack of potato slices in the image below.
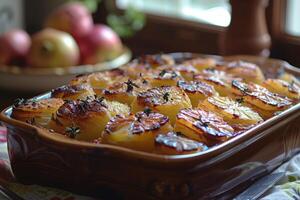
[12,54,299,155]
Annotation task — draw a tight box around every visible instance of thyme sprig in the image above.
[65,126,80,139]
[143,108,152,116]
[163,92,170,102]
[125,79,139,92]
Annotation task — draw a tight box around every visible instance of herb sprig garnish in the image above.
[163,92,170,102]
[232,80,250,94]
[236,97,244,104]
[142,79,148,84]
[125,79,139,92]
[95,96,105,104]
[143,108,152,116]
[202,121,210,127]
[159,69,167,77]
[65,126,80,139]
[78,99,90,112]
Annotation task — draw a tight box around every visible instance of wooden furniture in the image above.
[220,0,271,57]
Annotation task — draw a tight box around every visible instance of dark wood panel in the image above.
[121,15,222,57]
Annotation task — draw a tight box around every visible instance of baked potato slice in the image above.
[144,69,183,87]
[102,111,173,151]
[199,96,263,126]
[50,98,130,141]
[262,79,300,100]
[216,60,265,84]
[155,132,208,155]
[177,80,218,107]
[279,73,300,86]
[156,64,198,81]
[183,57,216,71]
[102,79,150,105]
[231,80,292,112]
[137,54,175,68]
[70,70,126,94]
[51,84,95,100]
[131,86,192,124]
[174,108,234,145]
[12,98,64,128]
[194,69,240,96]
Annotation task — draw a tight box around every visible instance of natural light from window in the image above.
[286,0,300,36]
[116,0,231,27]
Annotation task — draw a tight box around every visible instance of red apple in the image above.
[45,2,93,39]
[0,29,31,66]
[78,24,123,64]
[28,28,79,68]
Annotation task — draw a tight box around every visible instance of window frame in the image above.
[269,0,300,66]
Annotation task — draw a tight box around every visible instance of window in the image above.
[285,0,300,36]
[112,0,300,66]
[116,0,231,27]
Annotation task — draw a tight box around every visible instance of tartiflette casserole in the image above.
[11,54,300,155]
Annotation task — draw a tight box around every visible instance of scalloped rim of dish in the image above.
[0,46,131,76]
[1,54,300,164]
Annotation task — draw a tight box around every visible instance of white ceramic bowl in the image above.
[0,47,131,92]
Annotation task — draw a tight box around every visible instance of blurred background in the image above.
[1,0,299,65]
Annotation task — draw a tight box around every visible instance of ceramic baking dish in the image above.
[1,53,300,200]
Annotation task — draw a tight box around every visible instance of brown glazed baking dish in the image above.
[1,53,300,200]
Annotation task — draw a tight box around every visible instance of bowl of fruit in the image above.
[0,2,131,92]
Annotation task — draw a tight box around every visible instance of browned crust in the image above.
[177,80,214,95]
[103,79,148,96]
[51,84,93,98]
[12,98,64,113]
[104,112,169,135]
[158,64,198,73]
[232,80,292,108]
[137,86,184,107]
[177,108,234,139]
[266,79,299,94]
[183,57,216,66]
[137,54,175,66]
[56,99,107,119]
[152,70,182,80]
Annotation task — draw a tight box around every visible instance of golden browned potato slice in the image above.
[155,132,208,155]
[216,60,265,84]
[194,69,241,96]
[231,80,292,118]
[121,62,153,79]
[183,57,216,71]
[144,69,184,87]
[12,98,64,128]
[177,80,218,107]
[50,98,130,141]
[279,73,300,86]
[69,69,126,94]
[101,111,173,151]
[156,64,198,81]
[131,86,192,124]
[102,79,150,105]
[51,84,95,100]
[262,79,300,100]
[174,108,234,145]
[137,54,175,68]
[199,96,263,126]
